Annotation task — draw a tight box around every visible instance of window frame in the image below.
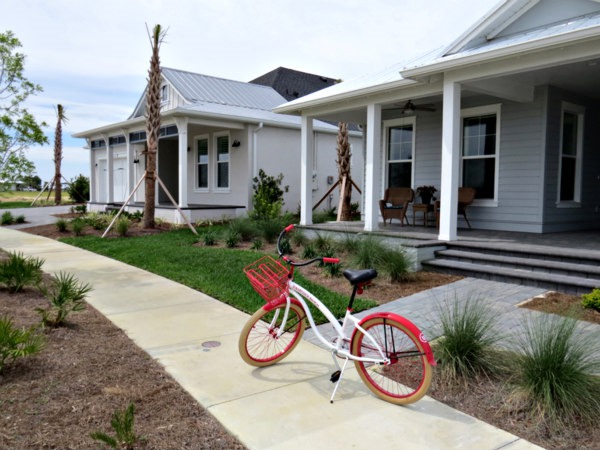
[160,84,169,104]
[194,134,209,191]
[382,116,416,189]
[460,104,501,207]
[214,132,230,191]
[557,102,584,207]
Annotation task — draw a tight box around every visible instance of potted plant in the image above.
[416,185,437,204]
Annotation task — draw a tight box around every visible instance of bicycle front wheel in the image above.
[239,302,306,367]
[351,316,432,405]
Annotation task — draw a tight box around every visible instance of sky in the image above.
[2,0,499,183]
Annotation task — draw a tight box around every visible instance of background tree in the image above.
[53,104,67,204]
[0,31,47,186]
[336,122,352,221]
[143,24,166,229]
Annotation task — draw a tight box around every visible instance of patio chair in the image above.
[434,187,476,229]
[379,187,414,226]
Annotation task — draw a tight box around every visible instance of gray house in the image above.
[275,0,600,240]
[74,68,362,223]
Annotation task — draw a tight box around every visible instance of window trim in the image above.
[214,132,230,191]
[160,84,169,104]
[382,116,416,189]
[460,103,501,207]
[557,102,584,207]
[194,134,209,191]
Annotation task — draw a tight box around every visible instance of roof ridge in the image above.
[162,67,276,92]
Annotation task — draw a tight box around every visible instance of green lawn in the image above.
[0,191,74,209]
[60,229,376,323]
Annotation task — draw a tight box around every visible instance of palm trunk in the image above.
[336,122,352,221]
[53,104,65,205]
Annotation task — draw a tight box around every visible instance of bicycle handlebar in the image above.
[277,224,340,267]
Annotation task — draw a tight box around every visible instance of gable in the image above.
[250,67,338,101]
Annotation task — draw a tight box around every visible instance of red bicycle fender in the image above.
[262,295,303,312]
[356,312,436,366]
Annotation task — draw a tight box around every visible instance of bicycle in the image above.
[238,224,436,405]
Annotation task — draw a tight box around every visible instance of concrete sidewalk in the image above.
[0,227,545,450]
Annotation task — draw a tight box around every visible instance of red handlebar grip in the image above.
[284,224,295,232]
[323,257,340,264]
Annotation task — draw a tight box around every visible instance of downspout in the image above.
[249,122,264,213]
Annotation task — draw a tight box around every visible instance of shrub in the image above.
[279,236,291,255]
[509,314,600,426]
[91,402,141,448]
[301,243,317,259]
[0,315,44,373]
[37,272,92,327]
[250,239,263,251]
[84,212,111,230]
[15,214,25,224]
[55,218,68,232]
[71,219,85,236]
[228,217,257,241]
[290,229,308,248]
[116,217,131,237]
[0,251,44,293]
[433,296,505,383]
[313,233,335,254]
[581,288,600,312]
[258,217,283,243]
[202,230,217,246]
[65,174,90,203]
[250,169,289,221]
[70,204,87,214]
[352,235,386,269]
[1,211,14,225]
[225,230,240,248]
[379,247,412,282]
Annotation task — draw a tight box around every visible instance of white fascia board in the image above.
[273,78,416,116]
[72,117,146,139]
[401,26,600,80]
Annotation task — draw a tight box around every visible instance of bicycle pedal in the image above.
[330,370,341,383]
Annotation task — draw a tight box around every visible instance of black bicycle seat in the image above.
[342,269,378,285]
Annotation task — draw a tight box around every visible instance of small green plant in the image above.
[202,230,217,246]
[250,169,289,221]
[291,229,308,247]
[55,218,68,232]
[321,246,341,277]
[65,174,90,203]
[15,214,25,224]
[0,315,44,373]
[581,288,600,312]
[279,236,291,255]
[509,314,600,426]
[228,217,257,242]
[433,296,505,383]
[84,212,111,230]
[70,204,87,214]
[37,272,92,327]
[71,219,85,236]
[258,217,283,243]
[0,251,44,293]
[379,247,412,282]
[90,402,141,449]
[301,243,317,259]
[1,211,14,225]
[352,235,386,269]
[250,238,263,251]
[313,232,335,254]
[225,230,240,248]
[116,217,131,237]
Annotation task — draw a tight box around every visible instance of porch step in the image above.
[422,242,600,295]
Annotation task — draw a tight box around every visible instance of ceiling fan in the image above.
[393,100,436,114]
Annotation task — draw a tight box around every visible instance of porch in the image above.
[299,221,600,294]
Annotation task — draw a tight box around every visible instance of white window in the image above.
[558,102,584,205]
[461,104,501,203]
[384,117,415,188]
[215,133,229,189]
[195,136,209,189]
[161,85,168,103]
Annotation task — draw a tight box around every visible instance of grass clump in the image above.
[55,218,68,232]
[1,211,14,225]
[0,251,44,293]
[225,230,240,248]
[351,235,385,269]
[116,217,131,237]
[71,218,85,236]
[201,230,218,246]
[228,217,257,242]
[15,214,25,224]
[378,247,412,282]
[581,288,600,312]
[0,315,44,373]
[509,314,600,426]
[37,272,92,327]
[433,296,505,383]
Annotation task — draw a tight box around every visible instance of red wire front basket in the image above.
[244,256,289,302]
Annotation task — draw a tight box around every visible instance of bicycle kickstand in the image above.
[329,352,349,404]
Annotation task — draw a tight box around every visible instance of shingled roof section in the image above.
[250,67,338,101]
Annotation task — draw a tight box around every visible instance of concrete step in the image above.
[422,258,600,295]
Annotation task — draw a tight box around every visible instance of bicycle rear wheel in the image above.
[239,302,306,367]
[351,315,432,405]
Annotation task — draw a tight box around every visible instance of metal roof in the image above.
[163,67,286,110]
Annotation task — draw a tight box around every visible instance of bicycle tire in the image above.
[351,315,432,405]
[239,302,306,367]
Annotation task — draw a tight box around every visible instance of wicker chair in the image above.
[434,187,476,229]
[379,187,414,226]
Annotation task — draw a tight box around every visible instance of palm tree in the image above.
[336,121,352,220]
[143,24,167,229]
[53,104,67,204]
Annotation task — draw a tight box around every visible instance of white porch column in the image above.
[364,103,382,231]
[438,79,461,241]
[87,139,95,203]
[105,136,113,203]
[300,115,314,225]
[175,117,189,207]
[124,130,133,204]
